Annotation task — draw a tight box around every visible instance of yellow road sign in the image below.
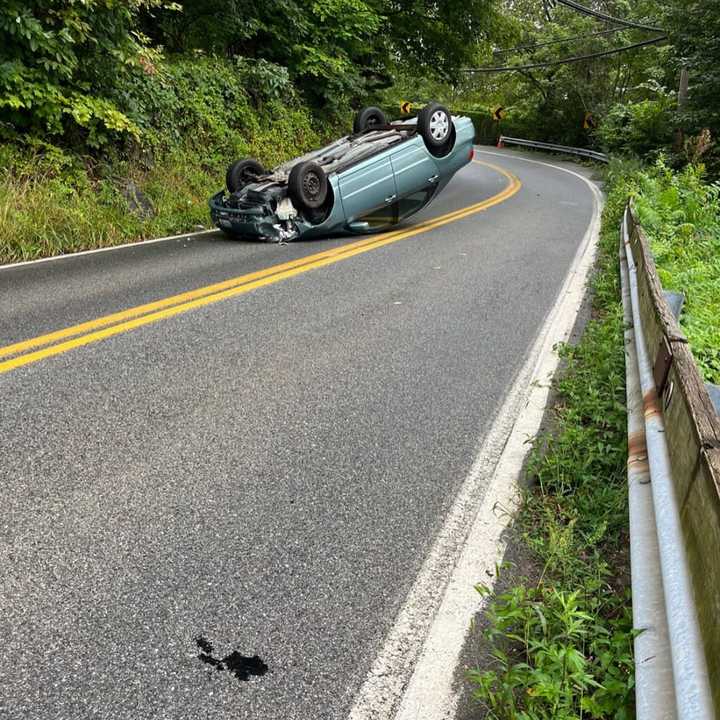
[583,111,597,129]
[492,106,506,121]
[400,101,413,114]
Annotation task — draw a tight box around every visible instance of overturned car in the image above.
[209,102,475,242]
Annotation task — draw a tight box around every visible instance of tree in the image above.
[143,0,499,109]
[456,0,673,146]
[0,0,180,144]
[369,0,499,80]
[143,0,386,108]
[664,0,720,138]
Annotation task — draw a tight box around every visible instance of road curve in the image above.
[0,150,596,720]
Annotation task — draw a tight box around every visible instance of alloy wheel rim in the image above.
[429,110,449,141]
[304,172,320,198]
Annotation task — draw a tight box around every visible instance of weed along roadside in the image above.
[467,167,635,719]
[466,158,720,719]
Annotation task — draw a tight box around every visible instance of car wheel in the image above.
[288,161,328,210]
[418,102,452,149]
[353,106,387,134]
[226,158,264,193]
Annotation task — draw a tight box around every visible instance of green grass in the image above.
[0,55,347,265]
[0,115,339,265]
[632,160,720,384]
[468,166,638,719]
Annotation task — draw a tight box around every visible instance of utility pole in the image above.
[678,67,689,110]
[673,66,689,153]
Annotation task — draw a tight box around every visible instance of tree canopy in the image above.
[1,0,719,164]
[0,0,497,144]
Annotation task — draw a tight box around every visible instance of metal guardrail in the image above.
[497,136,609,162]
[620,203,718,719]
[620,240,676,720]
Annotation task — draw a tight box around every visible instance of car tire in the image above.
[288,161,328,210]
[417,102,453,150]
[353,106,387,134]
[226,158,264,193]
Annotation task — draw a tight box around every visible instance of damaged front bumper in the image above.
[209,191,299,242]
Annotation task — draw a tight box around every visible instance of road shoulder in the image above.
[349,150,603,720]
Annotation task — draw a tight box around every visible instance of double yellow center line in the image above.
[0,160,520,375]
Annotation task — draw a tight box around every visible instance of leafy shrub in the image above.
[114,56,261,155]
[0,0,174,145]
[596,95,676,158]
[633,159,720,383]
[235,58,293,105]
[142,0,388,111]
[111,56,331,162]
[470,584,634,720]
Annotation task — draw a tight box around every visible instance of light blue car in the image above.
[209,102,475,242]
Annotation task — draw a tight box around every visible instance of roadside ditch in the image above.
[456,164,637,719]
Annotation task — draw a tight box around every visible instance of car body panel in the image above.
[338,155,397,221]
[209,114,475,242]
[390,139,440,197]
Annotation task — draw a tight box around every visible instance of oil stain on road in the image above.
[195,636,268,681]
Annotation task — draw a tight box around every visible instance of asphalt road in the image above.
[0,149,596,720]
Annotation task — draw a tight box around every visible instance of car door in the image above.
[338,155,397,221]
[390,140,439,198]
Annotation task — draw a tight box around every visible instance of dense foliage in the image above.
[3,0,720,164]
[666,0,720,147]
[143,0,498,106]
[381,1,720,169]
[0,0,500,147]
[633,159,720,384]
[0,0,167,145]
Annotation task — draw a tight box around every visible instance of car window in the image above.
[351,188,436,232]
[355,203,399,228]
[396,189,435,220]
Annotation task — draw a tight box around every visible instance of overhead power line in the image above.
[462,35,667,73]
[552,0,664,33]
[493,27,625,56]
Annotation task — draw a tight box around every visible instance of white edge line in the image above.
[1,148,513,273]
[0,228,219,271]
[348,149,604,720]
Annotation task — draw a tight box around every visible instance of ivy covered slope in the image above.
[0,57,341,264]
